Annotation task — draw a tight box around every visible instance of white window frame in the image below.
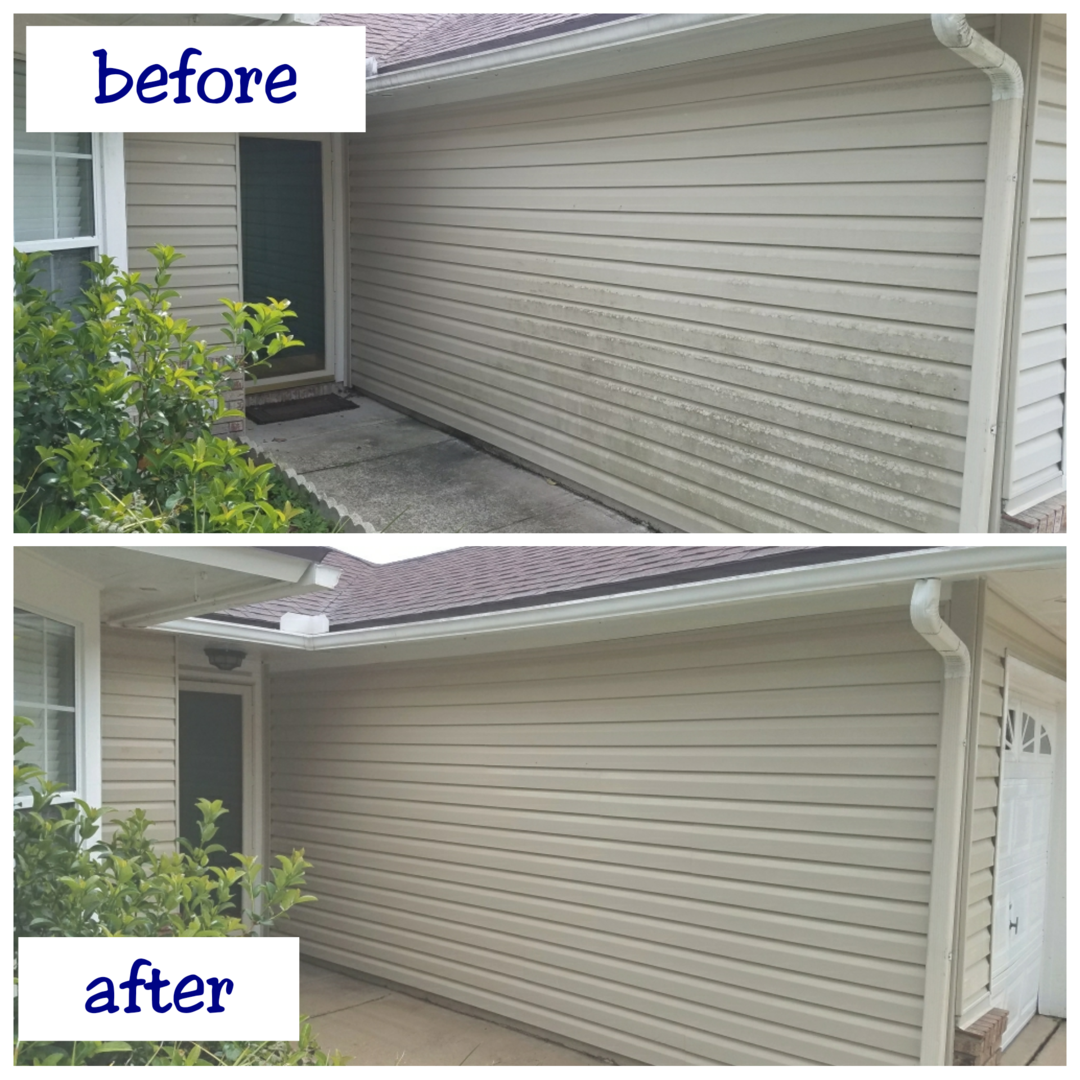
[13,56,128,271]
[13,603,83,810]
[13,553,102,817]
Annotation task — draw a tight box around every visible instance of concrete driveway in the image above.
[245,395,652,534]
[1001,1017,1066,1066]
[300,962,608,1066]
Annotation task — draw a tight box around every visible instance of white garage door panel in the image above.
[991,698,1056,1046]
[271,611,938,1064]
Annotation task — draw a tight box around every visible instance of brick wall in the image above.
[211,370,245,438]
[954,1009,1008,1066]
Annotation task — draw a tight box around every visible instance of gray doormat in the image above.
[246,394,359,425]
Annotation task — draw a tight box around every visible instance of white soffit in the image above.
[987,567,1067,636]
[18,547,339,628]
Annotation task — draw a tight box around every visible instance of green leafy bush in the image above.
[14,245,311,533]
[13,717,345,1066]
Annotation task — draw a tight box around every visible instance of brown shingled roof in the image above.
[210,546,919,632]
[319,12,639,71]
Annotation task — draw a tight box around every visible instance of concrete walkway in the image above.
[246,395,651,534]
[300,962,607,1066]
[1002,1016,1066,1066]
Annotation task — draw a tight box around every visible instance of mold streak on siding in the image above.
[957,587,1065,1017]
[100,628,178,848]
[1007,14,1067,511]
[349,21,997,532]
[124,133,241,344]
[271,609,942,1065]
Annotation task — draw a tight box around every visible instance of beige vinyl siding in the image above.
[100,628,178,848]
[349,20,998,533]
[1007,14,1067,511]
[124,133,241,343]
[956,587,1066,1017]
[271,608,944,1065]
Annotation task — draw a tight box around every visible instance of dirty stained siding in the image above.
[956,587,1065,1020]
[1006,14,1067,512]
[99,627,178,848]
[270,608,945,1065]
[349,20,998,532]
[124,133,241,343]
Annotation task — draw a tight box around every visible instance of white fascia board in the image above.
[366,13,928,114]
[156,547,1063,664]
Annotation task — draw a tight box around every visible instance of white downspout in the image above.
[931,15,1025,532]
[910,578,973,1065]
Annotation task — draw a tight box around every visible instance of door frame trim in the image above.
[235,131,348,387]
[177,680,260,873]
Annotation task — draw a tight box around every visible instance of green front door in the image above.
[239,136,326,378]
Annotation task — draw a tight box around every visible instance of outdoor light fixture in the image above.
[205,647,246,672]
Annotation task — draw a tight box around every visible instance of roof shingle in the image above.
[318,12,639,71]
[211,546,917,631]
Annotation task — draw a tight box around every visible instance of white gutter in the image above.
[368,13,738,90]
[910,578,973,1066]
[932,15,1025,532]
[155,546,1062,656]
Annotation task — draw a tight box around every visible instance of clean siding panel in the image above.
[100,628,177,848]
[957,587,1066,1016]
[350,21,1000,532]
[1007,15,1067,510]
[270,608,942,1065]
[124,134,241,343]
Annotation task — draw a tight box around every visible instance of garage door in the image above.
[270,609,944,1065]
[990,695,1057,1046]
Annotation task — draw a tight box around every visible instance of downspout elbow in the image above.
[932,14,1023,100]
[910,578,970,672]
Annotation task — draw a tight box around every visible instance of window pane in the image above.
[46,620,76,709]
[48,709,77,789]
[13,59,49,151]
[14,609,46,706]
[33,248,95,305]
[55,155,95,238]
[13,153,54,241]
[15,706,46,777]
[1022,713,1036,753]
[13,607,77,792]
[13,59,94,241]
[54,132,93,155]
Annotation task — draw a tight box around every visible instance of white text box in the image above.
[26,26,366,132]
[19,937,299,1040]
